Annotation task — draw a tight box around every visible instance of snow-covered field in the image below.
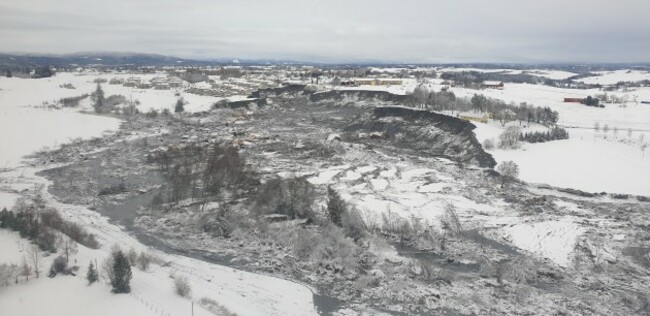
[447,83,650,196]
[474,122,650,196]
[0,76,122,168]
[577,69,650,85]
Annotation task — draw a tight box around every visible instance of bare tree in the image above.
[101,256,115,283]
[497,161,519,180]
[498,127,522,149]
[127,248,138,266]
[27,244,41,278]
[496,109,516,127]
[59,236,78,263]
[20,257,31,282]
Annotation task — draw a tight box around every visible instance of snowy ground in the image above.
[3,69,650,315]
[0,165,318,316]
[331,74,650,195]
[0,73,318,316]
[307,161,507,231]
[451,82,650,196]
[576,69,650,85]
[474,122,650,196]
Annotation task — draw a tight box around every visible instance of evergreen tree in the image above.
[175,98,184,113]
[93,83,105,113]
[110,251,132,293]
[326,186,346,226]
[86,262,98,285]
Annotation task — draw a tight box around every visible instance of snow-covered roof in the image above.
[482,81,503,86]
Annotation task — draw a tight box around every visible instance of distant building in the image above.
[481,81,504,89]
[168,77,184,88]
[124,76,142,87]
[564,98,584,103]
[459,113,489,123]
[352,78,403,86]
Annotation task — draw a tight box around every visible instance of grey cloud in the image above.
[0,0,648,62]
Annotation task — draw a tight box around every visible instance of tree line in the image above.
[520,127,569,143]
[407,86,560,126]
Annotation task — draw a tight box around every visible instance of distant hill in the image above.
[0,52,225,67]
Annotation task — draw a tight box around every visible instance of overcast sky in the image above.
[1,0,649,63]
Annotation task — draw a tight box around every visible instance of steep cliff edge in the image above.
[344,106,496,168]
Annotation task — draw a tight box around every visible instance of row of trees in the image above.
[439,70,600,90]
[440,71,545,87]
[407,86,560,127]
[582,96,601,107]
[520,127,569,143]
[0,203,99,252]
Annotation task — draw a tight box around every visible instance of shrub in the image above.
[105,95,127,107]
[496,256,537,285]
[145,109,159,118]
[59,94,88,107]
[497,161,519,179]
[286,225,364,274]
[50,256,67,276]
[198,298,238,316]
[199,204,245,238]
[482,138,495,150]
[109,78,124,85]
[174,275,192,297]
[136,252,152,271]
[35,228,57,252]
